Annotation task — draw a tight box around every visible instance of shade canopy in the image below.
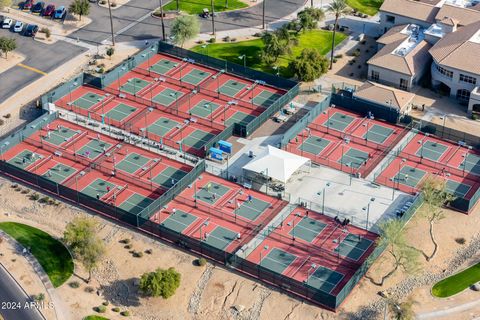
[242,146,310,183]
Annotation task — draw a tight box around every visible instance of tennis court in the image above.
[323,112,355,132]
[288,216,326,243]
[306,265,344,294]
[460,153,480,176]
[416,140,449,161]
[43,163,77,184]
[7,150,42,169]
[105,103,138,122]
[147,117,179,137]
[393,165,427,188]
[162,209,197,233]
[152,88,183,106]
[116,153,151,174]
[81,178,117,198]
[181,69,211,85]
[189,100,221,118]
[195,182,230,205]
[334,234,373,261]
[339,148,369,169]
[204,226,237,250]
[225,111,256,127]
[261,248,297,274]
[252,90,281,108]
[152,167,188,189]
[77,139,112,159]
[446,180,472,198]
[120,78,150,95]
[236,197,271,221]
[363,124,394,144]
[73,93,105,110]
[218,80,246,97]
[118,193,154,215]
[149,59,177,75]
[43,127,80,146]
[299,136,331,155]
[182,130,215,149]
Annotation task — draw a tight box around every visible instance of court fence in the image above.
[41,75,84,106]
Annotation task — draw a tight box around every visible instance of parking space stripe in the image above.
[17,63,47,76]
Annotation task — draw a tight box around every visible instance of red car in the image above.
[21,0,34,10]
[43,4,55,16]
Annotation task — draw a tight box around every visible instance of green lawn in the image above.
[191,30,347,78]
[346,0,383,16]
[163,0,248,14]
[432,262,480,297]
[83,316,109,320]
[0,222,74,287]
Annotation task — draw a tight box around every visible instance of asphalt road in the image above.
[0,28,86,103]
[0,264,44,320]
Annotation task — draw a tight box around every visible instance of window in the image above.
[386,15,395,23]
[371,70,379,81]
[456,89,470,102]
[459,74,477,85]
[399,78,408,90]
[436,64,453,78]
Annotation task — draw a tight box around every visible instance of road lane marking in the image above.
[17,63,47,76]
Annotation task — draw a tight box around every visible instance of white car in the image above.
[13,21,24,33]
[1,18,12,29]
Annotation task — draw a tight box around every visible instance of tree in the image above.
[297,7,325,31]
[139,267,181,299]
[0,37,16,59]
[260,32,283,64]
[387,296,416,320]
[366,219,421,286]
[106,47,115,59]
[69,0,90,21]
[327,0,349,69]
[274,25,298,55]
[288,48,329,81]
[171,15,200,48]
[0,0,13,11]
[63,217,105,282]
[418,176,454,261]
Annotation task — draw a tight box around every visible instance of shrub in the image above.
[121,238,131,244]
[85,286,95,293]
[69,281,80,289]
[102,301,109,306]
[40,196,50,204]
[95,305,107,313]
[196,40,204,44]
[360,39,367,45]
[3,113,11,119]
[34,293,45,301]
[0,119,4,126]
[132,251,143,258]
[145,249,152,254]
[455,237,466,245]
[197,258,207,266]
[230,38,236,42]
[208,37,216,43]
[98,67,105,74]
[357,65,362,69]
[352,50,361,57]
[111,1,117,7]
[334,54,343,59]
[99,0,106,4]
[21,189,29,194]
[11,184,18,188]
[15,187,21,192]
[30,193,40,201]
[124,244,132,249]
[139,267,181,298]
[332,58,338,63]
[253,32,262,37]
[223,35,230,42]
[120,310,130,316]
[112,307,120,312]
[40,28,51,38]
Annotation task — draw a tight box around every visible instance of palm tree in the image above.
[327,0,349,69]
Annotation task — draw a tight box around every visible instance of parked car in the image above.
[2,18,13,29]
[43,4,55,16]
[21,0,34,10]
[32,1,45,13]
[13,21,24,32]
[24,24,39,37]
[53,6,66,19]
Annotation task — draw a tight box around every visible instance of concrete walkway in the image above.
[417,299,480,319]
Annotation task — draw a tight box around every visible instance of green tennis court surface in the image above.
[236,197,270,221]
[106,103,138,121]
[446,180,471,198]
[147,117,179,137]
[299,136,331,155]
[460,153,480,176]
[162,210,197,233]
[225,111,256,127]
[324,112,355,132]
[182,130,215,149]
[152,167,188,189]
[8,150,42,169]
[195,182,230,205]
[118,193,154,215]
[116,153,151,174]
[393,165,427,188]
[43,163,77,183]
[219,80,246,97]
[252,90,281,108]
[73,92,105,110]
[339,148,369,169]
[334,234,372,261]
[364,124,394,144]
[204,226,237,250]
[306,265,344,293]
[261,248,297,274]
[77,139,112,159]
[81,178,117,198]
[189,100,220,118]
[152,88,183,106]
[149,59,177,75]
[43,127,80,146]
[416,140,448,161]
[120,78,150,95]
[181,69,211,85]
[289,216,326,243]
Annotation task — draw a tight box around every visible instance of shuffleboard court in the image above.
[299,136,331,155]
[289,216,326,243]
[236,197,270,221]
[118,193,154,215]
[43,163,77,184]
[334,234,373,261]
[162,210,197,233]
[252,90,281,108]
[261,248,297,274]
[152,167,188,189]
[204,226,237,250]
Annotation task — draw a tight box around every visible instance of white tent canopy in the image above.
[242,146,310,184]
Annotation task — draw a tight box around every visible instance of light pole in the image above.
[362,197,375,230]
[262,168,269,193]
[204,102,213,126]
[419,132,429,159]
[260,245,269,266]
[210,0,215,36]
[378,292,401,320]
[306,263,316,285]
[317,182,331,214]
[462,146,473,177]
[159,0,166,41]
[365,113,374,142]
[290,212,301,241]
[193,175,202,208]
[75,171,86,203]
[340,138,350,172]
[440,114,447,138]
[107,0,115,47]
[199,220,209,240]
[238,54,246,69]
[68,82,78,105]
[170,92,179,114]
[117,67,126,92]
[272,65,279,76]
[262,0,266,29]
[392,158,406,199]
